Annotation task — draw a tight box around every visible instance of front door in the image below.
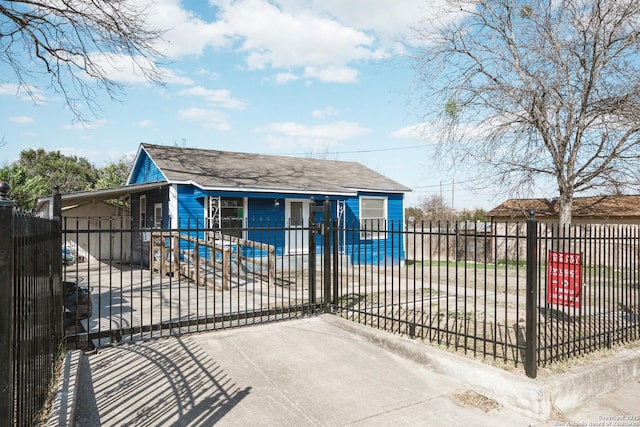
[285,200,309,254]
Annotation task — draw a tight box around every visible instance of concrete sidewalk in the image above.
[68,315,640,426]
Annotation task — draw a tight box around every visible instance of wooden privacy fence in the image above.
[406,222,640,268]
[492,222,640,267]
[405,223,492,263]
[151,230,276,289]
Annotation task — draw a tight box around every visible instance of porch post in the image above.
[0,182,15,426]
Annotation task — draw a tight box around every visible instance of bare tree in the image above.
[420,194,457,224]
[0,0,165,119]
[413,0,640,225]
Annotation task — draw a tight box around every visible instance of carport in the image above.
[36,182,166,263]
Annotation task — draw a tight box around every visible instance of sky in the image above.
[0,0,506,210]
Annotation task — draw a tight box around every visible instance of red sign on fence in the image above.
[547,251,583,309]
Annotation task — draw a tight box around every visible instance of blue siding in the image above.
[177,185,205,228]
[246,198,286,256]
[126,145,407,266]
[175,185,208,258]
[129,150,165,184]
[342,192,405,265]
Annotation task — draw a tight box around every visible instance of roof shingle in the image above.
[488,195,640,219]
[141,143,411,194]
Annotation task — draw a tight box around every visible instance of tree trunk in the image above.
[557,189,573,228]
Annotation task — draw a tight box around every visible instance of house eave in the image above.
[167,180,359,197]
[165,180,409,197]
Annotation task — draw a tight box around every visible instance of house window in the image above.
[289,201,303,227]
[360,197,387,239]
[206,196,244,238]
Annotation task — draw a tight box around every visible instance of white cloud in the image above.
[256,120,370,150]
[0,83,47,104]
[137,119,153,127]
[312,106,338,119]
[393,123,432,141]
[178,107,231,131]
[265,0,434,44]
[9,116,34,124]
[86,53,193,85]
[145,0,437,83]
[147,0,230,58]
[393,119,497,145]
[194,68,221,79]
[64,119,109,130]
[303,65,360,83]
[272,72,299,85]
[178,86,246,109]
[0,84,20,96]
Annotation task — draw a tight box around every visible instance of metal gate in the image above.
[62,200,336,350]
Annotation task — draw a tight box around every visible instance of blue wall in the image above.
[342,192,405,265]
[169,190,406,265]
[127,176,405,264]
[129,150,165,184]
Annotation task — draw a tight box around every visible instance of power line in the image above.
[274,144,426,156]
[410,176,488,189]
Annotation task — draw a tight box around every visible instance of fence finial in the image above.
[529,210,536,219]
[0,181,10,200]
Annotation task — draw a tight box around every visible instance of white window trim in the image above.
[359,196,387,240]
[140,195,149,242]
[139,195,146,228]
[153,203,163,228]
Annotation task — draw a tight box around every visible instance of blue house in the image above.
[127,143,411,266]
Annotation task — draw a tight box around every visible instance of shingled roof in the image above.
[488,195,640,220]
[139,143,411,195]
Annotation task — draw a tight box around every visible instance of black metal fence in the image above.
[60,202,640,380]
[61,219,328,350]
[1,185,64,427]
[337,216,640,378]
[336,218,534,372]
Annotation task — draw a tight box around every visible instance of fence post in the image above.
[323,198,332,313]
[332,217,339,308]
[525,210,538,379]
[51,187,63,346]
[0,182,15,426]
[309,198,317,307]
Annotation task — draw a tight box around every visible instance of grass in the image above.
[406,260,527,270]
[33,343,67,426]
[406,259,640,282]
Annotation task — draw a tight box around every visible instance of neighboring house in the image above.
[487,195,640,263]
[488,195,640,224]
[127,143,411,266]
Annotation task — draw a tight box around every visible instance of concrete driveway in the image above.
[71,315,640,426]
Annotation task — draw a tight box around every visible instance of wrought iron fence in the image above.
[60,204,640,380]
[61,219,328,349]
[335,217,640,378]
[1,185,64,427]
[536,223,640,365]
[336,219,530,370]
